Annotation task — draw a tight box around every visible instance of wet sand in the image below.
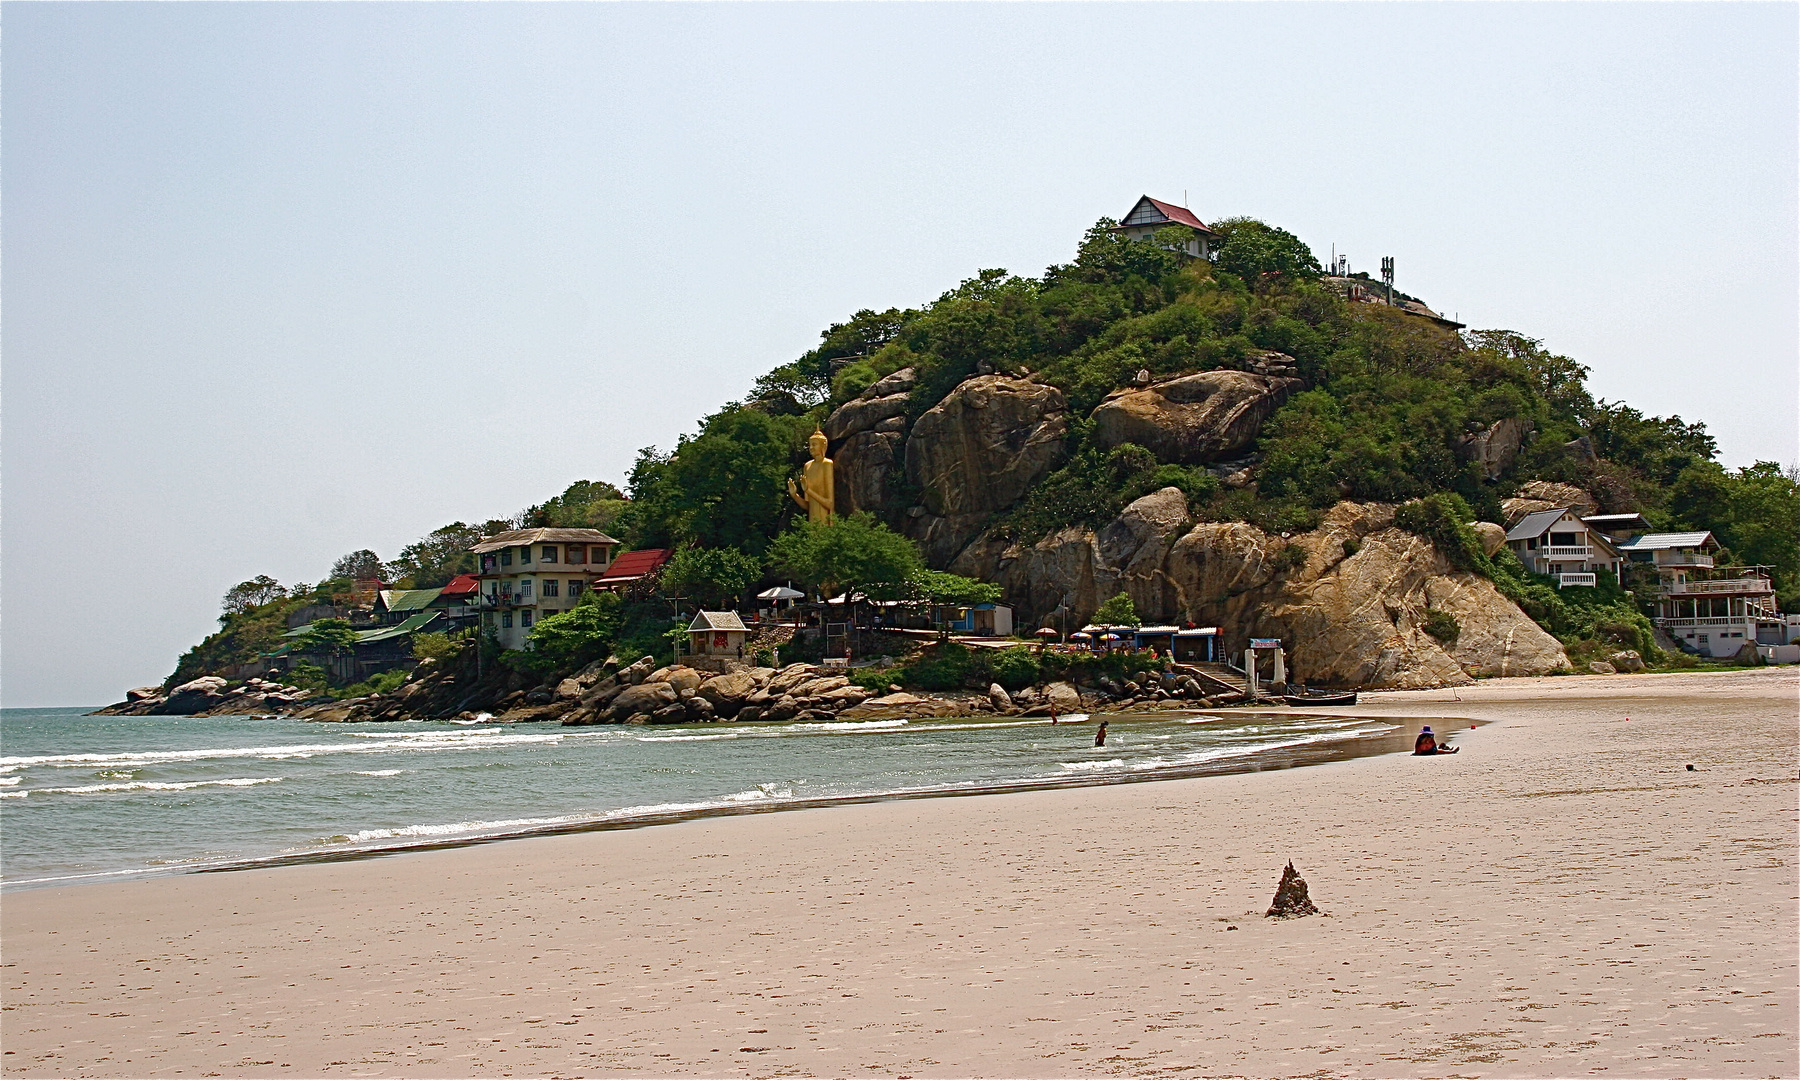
[4,667,1795,1078]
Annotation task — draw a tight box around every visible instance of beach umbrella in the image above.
[1035,627,1059,638]
[1070,631,1091,640]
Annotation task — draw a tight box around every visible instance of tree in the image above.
[661,546,764,609]
[330,550,386,582]
[908,569,1002,607]
[1211,218,1322,288]
[524,480,628,531]
[391,523,490,588]
[221,575,287,615]
[292,618,359,658]
[766,513,923,600]
[527,591,625,672]
[1093,592,1141,627]
[618,406,816,553]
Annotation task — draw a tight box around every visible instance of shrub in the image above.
[1394,493,1490,575]
[1094,593,1141,627]
[1341,538,1361,558]
[1423,610,1461,644]
[412,632,461,664]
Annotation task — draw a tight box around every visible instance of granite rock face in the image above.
[1503,480,1599,525]
[956,498,1568,689]
[906,376,1068,518]
[1091,370,1304,464]
[1457,417,1532,481]
[1471,521,1509,556]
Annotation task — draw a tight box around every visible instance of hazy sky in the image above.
[4,2,1795,707]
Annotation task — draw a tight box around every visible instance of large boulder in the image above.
[823,392,910,443]
[833,429,906,516]
[606,681,678,722]
[154,676,229,715]
[697,670,761,716]
[906,376,1068,519]
[1091,370,1304,464]
[1471,521,1508,556]
[1502,480,1598,526]
[1457,417,1532,481]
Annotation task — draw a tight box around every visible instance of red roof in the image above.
[1119,195,1217,236]
[598,548,672,582]
[440,574,480,597]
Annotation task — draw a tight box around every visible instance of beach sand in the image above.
[4,667,1795,1078]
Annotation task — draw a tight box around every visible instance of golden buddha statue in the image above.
[788,428,836,524]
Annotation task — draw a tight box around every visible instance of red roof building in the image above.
[1113,195,1221,259]
[596,548,672,589]
[439,574,480,598]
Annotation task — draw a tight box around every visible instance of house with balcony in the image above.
[471,528,622,650]
[1504,508,1624,586]
[1112,196,1221,259]
[1614,531,1784,658]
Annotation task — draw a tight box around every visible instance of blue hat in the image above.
[1421,726,1433,733]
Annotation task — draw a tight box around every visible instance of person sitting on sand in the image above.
[1413,726,1458,755]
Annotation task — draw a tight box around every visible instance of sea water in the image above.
[0,706,1430,889]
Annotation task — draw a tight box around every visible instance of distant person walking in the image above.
[1413,726,1458,755]
[1094,721,1109,747]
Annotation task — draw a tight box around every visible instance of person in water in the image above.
[1413,726,1458,755]
[1094,721,1109,747]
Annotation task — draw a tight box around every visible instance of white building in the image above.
[473,528,621,650]
[1112,195,1221,260]
[1504,508,1624,586]
[1615,531,1784,659]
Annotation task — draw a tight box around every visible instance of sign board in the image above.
[1249,638,1283,649]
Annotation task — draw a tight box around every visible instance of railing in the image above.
[1661,578,1773,596]
[1542,546,1591,559]
[1658,553,1714,568]
[1558,573,1597,588]
[1655,616,1755,628]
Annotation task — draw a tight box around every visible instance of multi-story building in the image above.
[471,528,622,650]
[1504,508,1624,586]
[1615,531,1785,658]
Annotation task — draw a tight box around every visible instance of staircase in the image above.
[1179,662,1254,698]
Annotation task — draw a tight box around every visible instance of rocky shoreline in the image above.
[95,653,1269,726]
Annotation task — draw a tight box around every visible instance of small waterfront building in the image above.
[1504,508,1624,585]
[1173,627,1221,663]
[687,610,750,658]
[1112,195,1221,259]
[946,602,1014,637]
[472,528,622,650]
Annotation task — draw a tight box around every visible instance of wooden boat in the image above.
[1282,688,1357,706]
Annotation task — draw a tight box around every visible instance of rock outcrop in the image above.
[1456,417,1532,481]
[1502,480,1598,525]
[1471,521,1508,556]
[955,496,1568,689]
[1091,369,1304,464]
[95,676,317,717]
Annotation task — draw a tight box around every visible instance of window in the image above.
[521,610,534,628]
[542,579,560,597]
[568,545,586,564]
[542,545,558,563]
[500,550,513,567]
[569,580,585,598]
[1526,537,1538,549]
[519,546,532,564]
[520,579,534,598]
[502,612,513,628]
[1550,532,1578,547]
[500,582,514,596]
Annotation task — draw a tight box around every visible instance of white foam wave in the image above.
[0,730,568,771]
[14,777,282,797]
[636,732,743,742]
[0,776,19,786]
[353,769,403,777]
[329,815,580,844]
[1061,759,1127,771]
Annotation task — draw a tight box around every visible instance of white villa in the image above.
[1504,508,1624,586]
[1113,195,1221,260]
[472,528,622,650]
[1615,531,1786,659]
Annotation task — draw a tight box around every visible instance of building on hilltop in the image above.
[1113,195,1221,259]
[471,527,622,649]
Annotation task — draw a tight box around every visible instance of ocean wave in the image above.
[0,730,570,771]
[1060,759,1127,771]
[324,814,582,844]
[353,769,404,777]
[0,776,19,786]
[10,777,282,797]
[635,732,743,742]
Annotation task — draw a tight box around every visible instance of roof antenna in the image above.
[1184,189,1189,207]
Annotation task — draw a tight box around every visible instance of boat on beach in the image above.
[1282,688,1358,707]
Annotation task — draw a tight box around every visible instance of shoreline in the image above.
[4,667,1794,1077]
[3,710,1463,892]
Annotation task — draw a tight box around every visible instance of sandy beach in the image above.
[4,667,1795,1078]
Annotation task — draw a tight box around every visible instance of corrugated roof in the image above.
[356,611,443,645]
[471,528,621,553]
[689,610,748,632]
[1505,507,1574,541]
[379,588,441,613]
[598,548,671,581]
[440,574,480,596]
[1118,195,1217,235]
[1614,531,1716,551]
